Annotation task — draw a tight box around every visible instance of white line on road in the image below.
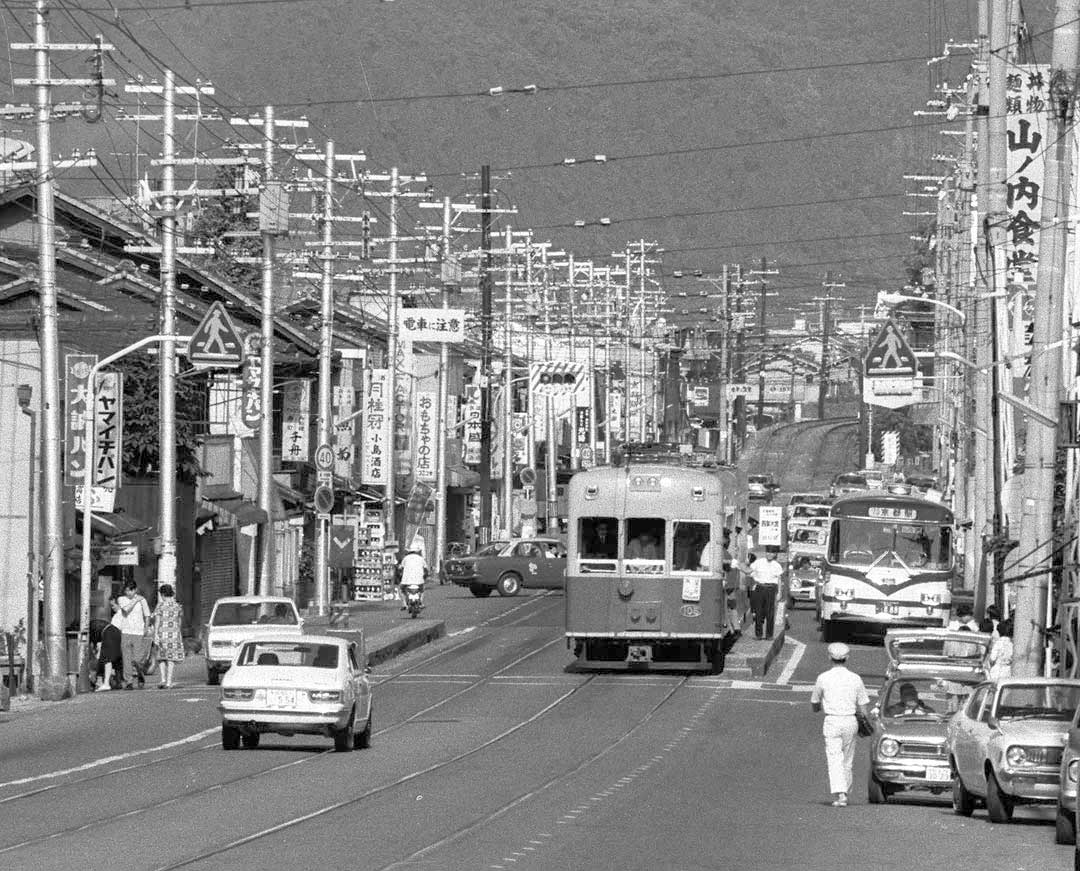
[776,636,807,685]
[0,727,219,790]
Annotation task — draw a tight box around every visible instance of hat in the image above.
[827,642,850,661]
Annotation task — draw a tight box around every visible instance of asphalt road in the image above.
[0,592,1069,871]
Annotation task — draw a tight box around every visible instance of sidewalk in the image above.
[4,584,465,717]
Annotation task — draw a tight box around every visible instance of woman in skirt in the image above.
[152,584,185,688]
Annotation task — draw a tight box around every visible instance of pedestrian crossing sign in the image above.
[188,301,244,368]
[864,320,917,377]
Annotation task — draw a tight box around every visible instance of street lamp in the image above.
[17,384,36,693]
[878,292,966,325]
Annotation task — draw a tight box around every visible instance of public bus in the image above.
[565,456,741,671]
[818,492,954,641]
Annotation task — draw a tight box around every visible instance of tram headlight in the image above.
[879,738,900,758]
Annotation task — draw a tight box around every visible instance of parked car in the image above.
[1058,711,1080,844]
[787,555,823,608]
[868,629,992,804]
[785,492,832,520]
[202,595,304,685]
[219,634,372,752]
[747,474,779,502]
[830,472,869,498]
[443,537,567,597]
[948,677,1080,822]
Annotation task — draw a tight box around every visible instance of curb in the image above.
[723,629,787,678]
[365,621,446,667]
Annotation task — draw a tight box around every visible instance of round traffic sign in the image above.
[314,485,334,514]
[315,443,334,472]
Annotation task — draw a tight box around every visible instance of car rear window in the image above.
[836,474,867,486]
[211,602,298,626]
[237,642,339,668]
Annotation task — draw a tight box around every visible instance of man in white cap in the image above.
[810,641,870,807]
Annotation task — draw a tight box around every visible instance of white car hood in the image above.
[997,718,1070,743]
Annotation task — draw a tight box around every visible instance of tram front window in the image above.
[673,521,711,571]
[579,517,619,559]
[626,518,665,561]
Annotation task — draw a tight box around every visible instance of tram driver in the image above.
[583,519,618,558]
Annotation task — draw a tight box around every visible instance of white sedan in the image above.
[219,634,373,752]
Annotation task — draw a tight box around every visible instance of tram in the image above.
[818,492,954,640]
[565,454,741,672]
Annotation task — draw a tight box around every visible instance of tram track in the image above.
[0,595,565,857]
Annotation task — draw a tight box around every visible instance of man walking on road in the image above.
[810,642,870,807]
[747,548,782,639]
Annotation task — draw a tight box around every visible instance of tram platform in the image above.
[721,628,787,679]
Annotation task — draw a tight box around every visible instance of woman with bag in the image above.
[152,584,185,688]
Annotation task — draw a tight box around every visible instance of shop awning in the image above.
[204,497,268,527]
[75,509,152,538]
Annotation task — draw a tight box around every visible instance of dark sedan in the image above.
[443,538,567,597]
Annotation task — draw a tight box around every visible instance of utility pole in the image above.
[818,274,844,419]
[750,258,779,426]
[434,196,454,577]
[1012,0,1080,676]
[716,264,731,463]
[479,166,493,541]
[502,226,515,537]
[10,6,109,698]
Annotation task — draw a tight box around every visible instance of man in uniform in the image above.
[810,642,870,807]
[747,548,783,639]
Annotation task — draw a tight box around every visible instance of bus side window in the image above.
[674,521,711,571]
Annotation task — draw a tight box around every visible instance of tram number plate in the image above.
[925,766,952,783]
[876,603,900,615]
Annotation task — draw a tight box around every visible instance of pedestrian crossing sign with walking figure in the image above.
[188,301,244,368]
[863,320,919,409]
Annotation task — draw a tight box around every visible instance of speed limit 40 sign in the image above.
[315,443,334,473]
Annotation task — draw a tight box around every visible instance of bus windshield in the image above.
[829,519,950,570]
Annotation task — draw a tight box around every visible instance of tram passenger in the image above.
[584,520,618,558]
[627,531,660,560]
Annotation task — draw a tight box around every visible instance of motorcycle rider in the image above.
[398,541,428,610]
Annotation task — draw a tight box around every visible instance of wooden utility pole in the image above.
[1012,0,1080,676]
[818,274,844,419]
[479,165,494,541]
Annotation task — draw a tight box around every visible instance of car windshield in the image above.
[995,684,1080,721]
[793,506,829,519]
[836,474,867,487]
[829,518,950,570]
[882,677,976,719]
[474,542,509,557]
[749,476,772,485]
[211,602,298,626]
[236,641,339,668]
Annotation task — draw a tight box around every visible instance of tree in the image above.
[188,168,260,292]
[116,352,205,482]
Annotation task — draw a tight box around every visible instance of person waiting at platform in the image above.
[748,548,783,640]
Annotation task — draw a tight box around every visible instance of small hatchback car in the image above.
[868,629,991,804]
[219,634,372,752]
[948,677,1080,823]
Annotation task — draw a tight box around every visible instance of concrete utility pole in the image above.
[1012,0,1080,676]
[434,197,454,576]
[314,140,336,616]
[259,108,279,595]
[10,4,108,698]
[479,165,494,541]
[750,258,779,426]
[502,226,515,537]
[818,274,844,419]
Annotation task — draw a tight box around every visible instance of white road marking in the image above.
[448,627,477,638]
[0,727,219,790]
[776,636,807,685]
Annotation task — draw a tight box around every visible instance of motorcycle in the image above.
[403,584,424,618]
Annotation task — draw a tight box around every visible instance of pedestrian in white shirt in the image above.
[987,618,1014,680]
[748,549,783,639]
[116,580,151,690]
[398,543,428,608]
[810,642,870,807]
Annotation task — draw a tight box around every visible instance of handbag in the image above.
[138,642,159,675]
[855,711,874,738]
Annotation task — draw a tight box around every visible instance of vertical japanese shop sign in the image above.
[462,386,482,465]
[64,353,96,484]
[512,412,529,466]
[414,391,437,482]
[93,372,123,489]
[1005,64,1049,384]
[361,369,391,485]
[281,380,311,463]
[394,341,415,478]
[333,353,359,482]
[574,406,591,445]
[240,334,262,432]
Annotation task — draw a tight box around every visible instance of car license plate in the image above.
[267,689,296,708]
[925,766,951,783]
[876,603,900,615]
